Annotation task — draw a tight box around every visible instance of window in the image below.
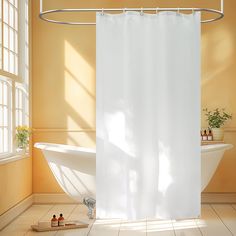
[0,0,29,159]
[0,77,12,155]
[3,0,18,74]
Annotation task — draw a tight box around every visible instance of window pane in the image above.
[14,8,18,30]
[25,94,29,113]
[9,4,14,28]
[3,106,8,125]
[15,54,18,74]
[0,26,1,45]
[0,83,2,104]
[3,0,9,24]
[16,109,19,125]
[3,24,9,48]
[3,48,9,71]
[15,84,29,128]
[3,127,8,152]
[25,115,29,126]
[18,110,22,125]
[15,87,18,106]
[0,129,3,152]
[0,106,3,126]
[14,31,17,52]
[9,27,14,51]
[3,82,8,105]
[0,47,2,70]
[9,51,14,73]
[18,89,22,108]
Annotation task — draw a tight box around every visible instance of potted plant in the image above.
[203,108,232,141]
[16,125,30,151]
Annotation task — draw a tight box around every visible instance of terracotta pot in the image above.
[212,128,224,141]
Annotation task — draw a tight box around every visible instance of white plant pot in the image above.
[212,128,224,141]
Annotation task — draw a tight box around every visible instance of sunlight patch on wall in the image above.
[201,26,234,85]
[64,40,94,95]
[64,40,95,130]
[212,28,234,64]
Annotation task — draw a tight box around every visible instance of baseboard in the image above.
[1,193,235,230]
[33,193,78,204]
[33,193,236,204]
[0,195,33,230]
[201,193,236,203]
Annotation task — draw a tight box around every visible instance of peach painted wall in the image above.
[201,0,236,192]
[0,158,32,215]
[32,0,236,193]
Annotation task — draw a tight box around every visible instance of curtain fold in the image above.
[96,11,201,220]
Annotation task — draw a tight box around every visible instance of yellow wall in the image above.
[0,157,32,215]
[32,0,236,193]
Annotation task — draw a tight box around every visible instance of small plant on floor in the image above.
[203,108,232,129]
[16,125,30,150]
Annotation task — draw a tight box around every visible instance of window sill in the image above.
[0,153,30,165]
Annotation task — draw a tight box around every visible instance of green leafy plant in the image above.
[16,125,30,150]
[203,108,232,129]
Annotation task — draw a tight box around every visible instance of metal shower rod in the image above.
[39,0,224,25]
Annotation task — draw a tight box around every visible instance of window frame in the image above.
[0,0,29,160]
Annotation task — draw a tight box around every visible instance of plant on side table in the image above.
[203,108,232,141]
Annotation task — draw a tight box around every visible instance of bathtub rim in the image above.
[201,143,233,153]
[34,142,96,157]
[35,142,233,155]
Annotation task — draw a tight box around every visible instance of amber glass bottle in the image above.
[58,213,65,226]
[51,215,58,227]
[207,130,213,141]
[202,130,208,141]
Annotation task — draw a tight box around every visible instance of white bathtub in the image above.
[201,143,233,190]
[34,143,233,202]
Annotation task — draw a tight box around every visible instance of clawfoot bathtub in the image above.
[34,143,233,217]
[34,143,96,218]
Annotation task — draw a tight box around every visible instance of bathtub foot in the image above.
[83,197,96,219]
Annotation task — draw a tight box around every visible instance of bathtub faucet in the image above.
[83,197,96,219]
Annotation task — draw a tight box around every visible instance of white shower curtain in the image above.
[96,11,201,220]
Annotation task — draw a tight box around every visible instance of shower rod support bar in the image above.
[39,0,224,25]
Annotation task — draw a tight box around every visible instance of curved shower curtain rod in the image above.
[39,0,224,25]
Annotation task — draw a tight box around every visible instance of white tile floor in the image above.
[1,204,236,236]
